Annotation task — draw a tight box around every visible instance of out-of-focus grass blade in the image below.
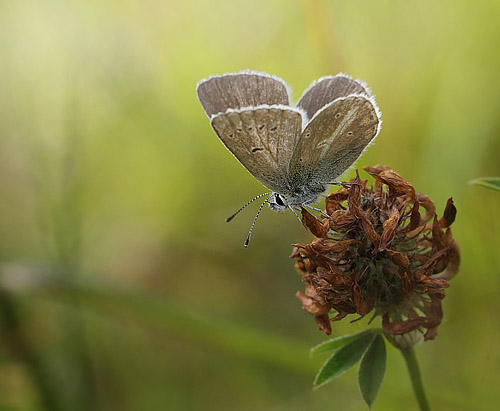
[358,334,386,408]
[313,332,375,389]
[470,177,500,192]
[40,284,314,374]
[310,329,375,357]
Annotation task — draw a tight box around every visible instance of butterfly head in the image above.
[270,180,329,211]
[268,193,288,212]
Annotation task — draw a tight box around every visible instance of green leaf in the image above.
[358,334,386,408]
[310,329,375,357]
[313,332,375,389]
[470,177,500,192]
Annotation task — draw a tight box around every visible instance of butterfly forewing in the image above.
[211,106,302,193]
[297,75,369,121]
[290,96,380,184]
[197,73,290,118]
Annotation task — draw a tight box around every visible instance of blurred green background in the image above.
[0,0,499,410]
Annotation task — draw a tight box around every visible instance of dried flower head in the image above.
[292,165,460,343]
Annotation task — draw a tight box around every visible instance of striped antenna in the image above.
[226,192,272,222]
[244,197,271,248]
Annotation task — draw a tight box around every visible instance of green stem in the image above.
[0,290,62,411]
[400,346,431,411]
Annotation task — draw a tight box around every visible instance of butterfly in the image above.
[196,70,381,246]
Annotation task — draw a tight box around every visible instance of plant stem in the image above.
[0,290,62,411]
[401,346,431,411]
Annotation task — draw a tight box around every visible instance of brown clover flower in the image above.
[292,165,460,342]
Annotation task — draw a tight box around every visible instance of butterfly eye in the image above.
[275,194,285,206]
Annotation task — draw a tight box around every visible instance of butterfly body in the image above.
[197,70,381,220]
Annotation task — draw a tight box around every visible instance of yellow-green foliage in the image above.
[0,1,499,410]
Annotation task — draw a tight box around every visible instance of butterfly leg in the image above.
[288,205,303,224]
[304,204,330,218]
[326,180,355,188]
[328,180,342,186]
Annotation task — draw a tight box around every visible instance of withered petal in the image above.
[379,208,400,250]
[419,276,450,291]
[416,193,436,224]
[439,198,457,229]
[423,301,444,341]
[382,299,443,339]
[326,189,349,202]
[289,247,301,259]
[301,208,328,237]
[331,311,349,322]
[363,164,392,176]
[315,314,333,335]
[360,214,380,247]
[365,166,416,199]
[382,312,424,335]
[325,190,349,214]
[382,171,416,199]
[347,176,363,217]
[331,301,357,316]
[414,248,448,278]
[432,215,447,250]
[296,291,332,334]
[352,281,375,314]
[440,234,460,280]
[328,210,357,231]
[424,327,438,340]
[403,201,422,233]
[385,249,410,268]
[310,238,360,254]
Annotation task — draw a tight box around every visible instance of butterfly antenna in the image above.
[226,192,272,223]
[244,197,270,248]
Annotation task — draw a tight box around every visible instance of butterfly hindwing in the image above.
[211,106,303,193]
[297,75,370,121]
[289,96,380,185]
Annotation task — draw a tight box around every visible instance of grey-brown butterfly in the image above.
[196,70,381,246]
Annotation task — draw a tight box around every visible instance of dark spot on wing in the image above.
[251,147,264,153]
[270,126,277,131]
